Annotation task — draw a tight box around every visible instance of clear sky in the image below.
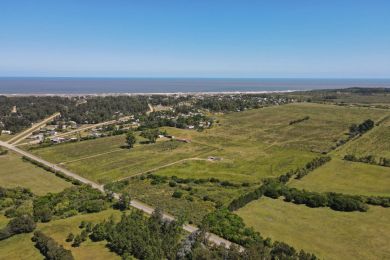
[0,0,389,78]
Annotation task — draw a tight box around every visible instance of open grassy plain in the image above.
[0,209,122,260]
[0,152,72,195]
[289,158,390,196]
[236,197,390,260]
[155,103,384,182]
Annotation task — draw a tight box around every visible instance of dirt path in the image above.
[58,149,124,165]
[117,157,210,181]
[146,103,154,115]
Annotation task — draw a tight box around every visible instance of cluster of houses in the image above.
[28,121,78,144]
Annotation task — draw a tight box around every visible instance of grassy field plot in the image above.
[289,158,390,196]
[156,103,384,182]
[62,140,215,183]
[29,134,128,164]
[0,233,42,260]
[335,117,390,158]
[0,152,72,195]
[155,145,315,183]
[237,197,390,260]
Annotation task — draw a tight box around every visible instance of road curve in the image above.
[0,140,237,249]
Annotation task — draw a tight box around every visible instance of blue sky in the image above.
[0,0,389,77]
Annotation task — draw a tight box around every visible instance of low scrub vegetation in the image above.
[33,185,110,222]
[32,231,74,260]
[0,215,36,240]
[344,154,390,167]
[289,116,310,125]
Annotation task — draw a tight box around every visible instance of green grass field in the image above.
[30,135,216,184]
[289,158,390,196]
[0,135,13,141]
[156,103,385,182]
[237,197,390,260]
[0,152,72,195]
[0,209,122,260]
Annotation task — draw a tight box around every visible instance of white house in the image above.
[1,130,11,135]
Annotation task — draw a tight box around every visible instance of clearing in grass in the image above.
[0,152,72,195]
[289,158,390,197]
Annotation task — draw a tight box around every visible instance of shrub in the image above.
[172,191,183,198]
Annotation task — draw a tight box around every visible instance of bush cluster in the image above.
[32,231,74,260]
[289,116,310,125]
[0,215,36,240]
[33,185,108,222]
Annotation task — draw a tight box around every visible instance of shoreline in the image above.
[0,89,299,97]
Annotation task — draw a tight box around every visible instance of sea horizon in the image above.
[0,77,390,95]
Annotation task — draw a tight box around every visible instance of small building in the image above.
[1,130,11,135]
[51,137,65,143]
[29,134,44,142]
[49,130,57,136]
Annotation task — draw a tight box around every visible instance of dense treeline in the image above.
[344,154,390,167]
[0,215,36,240]
[193,94,291,112]
[229,175,389,213]
[349,119,375,137]
[295,156,331,179]
[32,231,74,260]
[0,96,149,132]
[289,116,310,125]
[0,94,292,134]
[202,208,317,260]
[87,208,183,259]
[263,179,365,211]
[138,110,213,130]
[33,185,109,222]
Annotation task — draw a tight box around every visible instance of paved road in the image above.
[0,140,236,249]
[8,112,61,145]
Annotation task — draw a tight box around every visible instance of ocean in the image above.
[0,78,389,95]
